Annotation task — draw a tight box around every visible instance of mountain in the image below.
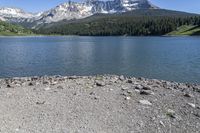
[37,0,158,23]
[0,7,36,22]
[0,0,158,28]
[37,9,200,29]
[36,9,200,36]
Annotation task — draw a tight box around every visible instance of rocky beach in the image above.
[0,75,199,133]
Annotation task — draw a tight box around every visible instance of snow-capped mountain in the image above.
[0,0,158,27]
[0,7,33,18]
[35,2,93,24]
[0,7,35,22]
[36,0,158,23]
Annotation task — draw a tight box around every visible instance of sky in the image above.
[0,0,200,14]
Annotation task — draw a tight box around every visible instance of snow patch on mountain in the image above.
[0,0,158,26]
[0,7,34,18]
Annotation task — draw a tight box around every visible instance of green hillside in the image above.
[167,25,200,35]
[0,21,33,36]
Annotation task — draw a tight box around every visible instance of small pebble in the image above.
[57,85,64,89]
[7,84,11,88]
[36,101,45,105]
[43,81,49,85]
[187,103,196,108]
[127,79,133,83]
[119,75,125,81]
[159,121,165,127]
[143,86,151,90]
[96,81,106,86]
[140,90,152,95]
[44,87,51,91]
[184,93,193,98]
[94,96,100,100]
[135,85,143,90]
[166,109,176,118]
[139,100,152,106]
[121,86,129,91]
[28,82,34,86]
[126,96,131,100]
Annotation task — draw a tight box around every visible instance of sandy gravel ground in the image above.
[0,75,199,133]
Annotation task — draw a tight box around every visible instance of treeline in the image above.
[37,15,200,36]
[0,21,33,35]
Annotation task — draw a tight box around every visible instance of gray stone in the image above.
[193,87,200,93]
[139,100,152,106]
[127,79,133,83]
[94,96,100,100]
[125,96,131,100]
[96,81,106,86]
[193,112,200,118]
[187,103,196,108]
[121,86,129,91]
[36,101,45,105]
[51,81,58,85]
[28,82,34,86]
[44,87,51,91]
[119,75,125,81]
[140,90,153,95]
[138,77,145,81]
[135,85,143,90]
[143,86,151,90]
[57,85,64,89]
[31,77,39,81]
[43,81,49,85]
[166,109,176,118]
[184,93,193,98]
[68,76,78,79]
[159,121,165,127]
[127,90,132,94]
[89,92,95,95]
[7,84,11,88]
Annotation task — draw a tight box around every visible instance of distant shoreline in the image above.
[0,34,199,37]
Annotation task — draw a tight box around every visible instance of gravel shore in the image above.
[0,75,199,133]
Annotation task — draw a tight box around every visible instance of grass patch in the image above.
[167,25,200,36]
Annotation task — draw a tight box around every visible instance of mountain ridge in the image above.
[0,0,158,28]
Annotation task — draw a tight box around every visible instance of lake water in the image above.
[0,36,200,83]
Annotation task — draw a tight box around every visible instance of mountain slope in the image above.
[0,20,33,36]
[36,9,200,36]
[33,0,158,24]
[36,9,199,29]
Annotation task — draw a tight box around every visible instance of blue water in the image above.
[0,36,200,83]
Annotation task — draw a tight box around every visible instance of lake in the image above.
[0,36,200,83]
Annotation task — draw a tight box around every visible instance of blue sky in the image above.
[0,0,200,14]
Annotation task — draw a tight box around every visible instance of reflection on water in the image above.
[0,36,200,83]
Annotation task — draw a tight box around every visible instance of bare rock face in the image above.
[0,0,158,27]
[0,75,199,133]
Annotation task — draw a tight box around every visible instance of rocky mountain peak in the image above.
[0,0,159,27]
